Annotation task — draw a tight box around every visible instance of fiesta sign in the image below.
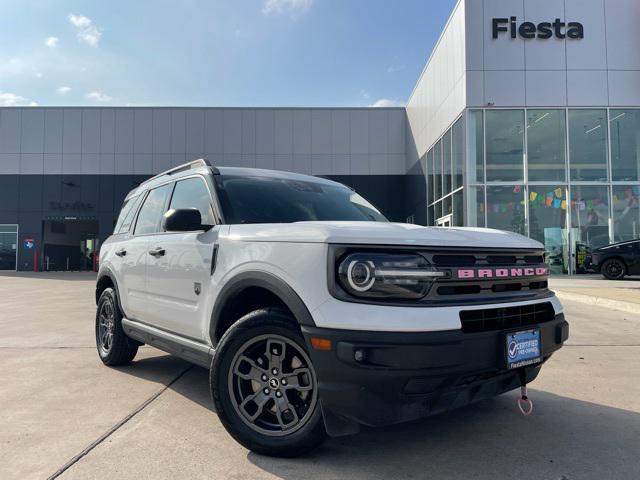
[455,266,548,279]
[492,17,584,40]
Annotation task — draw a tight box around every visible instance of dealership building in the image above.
[1,0,639,273]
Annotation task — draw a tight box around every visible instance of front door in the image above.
[145,175,218,340]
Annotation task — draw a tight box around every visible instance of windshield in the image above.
[214,175,388,224]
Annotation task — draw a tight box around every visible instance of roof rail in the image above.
[139,158,219,187]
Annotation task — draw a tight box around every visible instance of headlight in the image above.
[337,252,444,299]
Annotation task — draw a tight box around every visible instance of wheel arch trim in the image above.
[96,267,128,318]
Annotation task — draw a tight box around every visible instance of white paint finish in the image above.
[523,0,567,70]
[350,109,368,154]
[134,109,153,154]
[20,109,44,154]
[63,110,82,154]
[331,110,350,154]
[368,109,388,154]
[255,110,275,154]
[223,110,242,154]
[43,153,62,174]
[331,154,350,175]
[255,154,274,170]
[19,153,43,174]
[170,109,186,155]
[274,110,293,154]
[81,109,100,154]
[99,153,115,175]
[311,154,332,175]
[0,153,19,173]
[44,109,63,154]
[466,70,484,107]
[566,70,608,106]
[565,0,607,70]
[115,153,134,175]
[526,70,567,106]
[240,110,255,154]
[605,0,640,70]
[293,110,312,154]
[350,154,370,174]
[608,71,640,106]
[62,153,81,174]
[484,70,526,106]
[114,109,134,154]
[311,109,331,154]
[81,153,100,174]
[0,109,21,154]
[185,109,205,155]
[99,109,115,154]
[204,109,223,154]
[483,0,525,70]
[134,154,153,174]
[464,0,484,70]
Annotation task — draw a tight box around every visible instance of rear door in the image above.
[123,183,172,321]
[145,175,218,340]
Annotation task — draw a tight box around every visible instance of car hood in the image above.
[225,221,543,249]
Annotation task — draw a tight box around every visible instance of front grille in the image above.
[459,302,555,333]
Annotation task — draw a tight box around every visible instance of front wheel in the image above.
[601,258,626,280]
[211,309,326,457]
[95,287,138,365]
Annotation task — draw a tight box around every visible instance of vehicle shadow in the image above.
[115,352,640,480]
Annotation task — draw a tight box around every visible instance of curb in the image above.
[555,290,640,316]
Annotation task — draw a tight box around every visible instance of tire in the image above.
[601,258,626,280]
[95,287,139,366]
[211,308,326,457]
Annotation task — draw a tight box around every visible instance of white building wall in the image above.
[0,107,406,176]
[465,0,640,108]
[406,0,467,171]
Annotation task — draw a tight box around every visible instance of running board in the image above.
[121,318,213,369]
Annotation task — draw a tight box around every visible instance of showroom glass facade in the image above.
[462,108,640,274]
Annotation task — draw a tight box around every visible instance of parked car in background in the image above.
[585,239,640,280]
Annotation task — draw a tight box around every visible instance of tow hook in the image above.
[517,369,534,416]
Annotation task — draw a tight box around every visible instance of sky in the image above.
[0,0,457,108]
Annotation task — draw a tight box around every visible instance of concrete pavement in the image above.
[549,275,640,314]
[1,272,639,480]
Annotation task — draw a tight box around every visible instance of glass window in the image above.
[486,110,524,182]
[569,109,608,181]
[433,140,442,200]
[612,185,640,242]
[215,175,388,224]
[442,195,452,218]
[452,118,464,190]
[442,130,452,196]
[610,109,640,181]
[114,194,143,234]
[468,187,485,227]
[468,110,484,183]
[570,185,610,249]
[527,110,566,182]
[169,177,215,226]
[0,224,18,270]
[528,185,568,273]
[452,190,464,227]
[134,184,172,235]
[427,148,434,205]
[486,185,525,235]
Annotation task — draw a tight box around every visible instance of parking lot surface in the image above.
[1,272,639,480]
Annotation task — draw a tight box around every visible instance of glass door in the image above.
[0,225,18,271]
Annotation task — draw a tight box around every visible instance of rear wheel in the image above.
[95,287,138,365]
[601,258,626,280]
[211,309,326,457]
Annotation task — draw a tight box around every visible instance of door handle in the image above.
[148,247,166,257]
[115,248,127,257]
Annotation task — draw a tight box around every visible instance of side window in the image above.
[168,177,216,227]
[134,184,171,235]
[114,196,136,234]
[116,194,143,234]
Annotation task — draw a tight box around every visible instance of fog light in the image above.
[354,349,366,363]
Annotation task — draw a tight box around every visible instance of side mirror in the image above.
[162,208,203,232]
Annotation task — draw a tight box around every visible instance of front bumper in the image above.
[302,313,569,436]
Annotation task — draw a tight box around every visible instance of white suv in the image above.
[95,159,569,457]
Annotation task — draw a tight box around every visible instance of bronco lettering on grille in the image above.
[456,266,548,279]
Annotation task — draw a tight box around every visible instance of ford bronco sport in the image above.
[95,159,569,457]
